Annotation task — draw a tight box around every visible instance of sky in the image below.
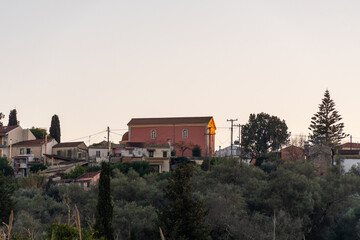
[1,0,360,148]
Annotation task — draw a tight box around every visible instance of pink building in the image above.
[76,171,101,191]
[123,117,216,157]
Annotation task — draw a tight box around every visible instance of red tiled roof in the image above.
[128,117,213,126]
[13,139,54,146]
[53,142,86,148]
[77,171,101,179]
[0,125,19,134]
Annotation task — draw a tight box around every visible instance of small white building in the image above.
[215,145,241,157]
[88,141,110,163]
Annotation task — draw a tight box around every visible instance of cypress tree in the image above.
[158,164,209,240]
[8,109,17,126]
[0,173,14,224]
[50,114,61,143]
[0,112,5,127]
[94,162,114,240]
[309,90,347,147]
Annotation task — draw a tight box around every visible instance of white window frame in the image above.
[151,130,156,139]
[182,129,188,138]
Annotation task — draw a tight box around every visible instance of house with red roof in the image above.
[280,145,305,161]
[76,171,101,191]
[11,138,58,162]
[123,116,216,158]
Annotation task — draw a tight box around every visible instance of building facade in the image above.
[0,125,36,159]
[11,138,58,162]
[52,142,88,161]
[125,117,216,157]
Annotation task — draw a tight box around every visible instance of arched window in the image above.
[182,129,188,138]
[151,129,156,139]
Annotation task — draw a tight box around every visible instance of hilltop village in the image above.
[1,91,360,239]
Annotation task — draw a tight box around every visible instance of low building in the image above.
[119,142,171,172]
[52,142,88,161]
[144,143,171,172]
[11,138,58,163]
[76,171,101,191]
[88,141,110,163]
[215,145,241,157]
[13,155,36,177]
[280,145,305,161]
[121,142,146,162]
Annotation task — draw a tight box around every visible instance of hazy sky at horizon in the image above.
[1,1,360,147]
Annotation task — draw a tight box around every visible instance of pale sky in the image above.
[1,1,360,148]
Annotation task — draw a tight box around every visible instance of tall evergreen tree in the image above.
[94,162,114,240]
[0,173,14,224]
[8,109,17,126]
[158,164,209,240]
[0,112,4,126]
[309,90,347,147]
[50,114,61,143]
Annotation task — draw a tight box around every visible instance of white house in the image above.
[0,125,36,159]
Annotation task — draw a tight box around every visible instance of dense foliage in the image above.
[241,112,290,156]
[111,161,154,177]
[3,158,360,239]
[63,165,86,179]
[30,163,47,173]
[8,109,17,126]
[158,164,209,240]
[0,173,14,224]
[50,114,61,143]
[0,112,4,126]
[0,157,14,176]
[309,90,347,147]
[30,127,48,139]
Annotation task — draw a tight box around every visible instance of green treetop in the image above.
[309,90,347,147]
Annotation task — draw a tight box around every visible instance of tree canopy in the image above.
[241,112,290,156]
[309,89,347,147]
[8,109,18,126]
[50,114,61,143]
[30,127,49,139]
[0,112,4,126]
[158,164,209,240]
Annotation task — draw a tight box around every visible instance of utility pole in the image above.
[227,119,238,157]
[234,124,241,159]
[107,126,111,162]
[204,127,215,171]
[9,139,12,166]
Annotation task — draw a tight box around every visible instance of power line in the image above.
[110,132,123,136]
[68,130,107,142]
